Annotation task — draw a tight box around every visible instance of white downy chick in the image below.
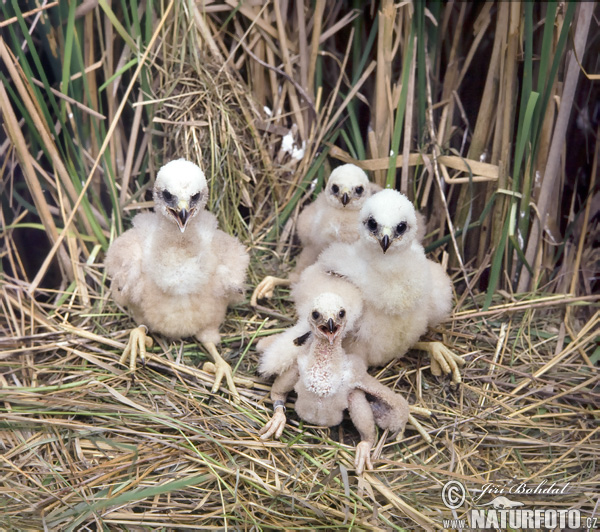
[251,164,380,305]
[105,158,249,400]
[259,292,421,474]
[292,189,464,383]
[292,164,381,279]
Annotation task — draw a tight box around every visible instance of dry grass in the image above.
[1,1,599,530]
[1,280,598,530]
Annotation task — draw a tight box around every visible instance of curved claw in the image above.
[355,441,374,475]
[415,341,465,384]
[202,359,240,403]
[259,409,287,440]
[406,413,432,444]
[250,276,290,306]
[396,405,433,444]
[119,325,153,371]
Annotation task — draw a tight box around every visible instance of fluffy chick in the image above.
[259,293,421,475]
[105,159,249,400]
[251,164,380,305]
[292,189,464,383]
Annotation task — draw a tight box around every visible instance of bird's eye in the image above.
[366,217,378,232]
[162,189,174,202]
[191,192,201,204]
[339,309,346,318]
[312,310,321,320]
[331,184,339,194]
[355,186,364,196]
[396,221,407,235]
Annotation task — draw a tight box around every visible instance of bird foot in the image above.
[119,325,153,371]
[402,405,433,444]
[259,407,287,440]
[414,341,464,384]
[355,441,374,475]
[250,276,290,306]
[203,362,255,388]
[201,359,241,402]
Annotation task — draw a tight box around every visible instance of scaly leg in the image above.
[259,366,298,440]
[119,325,153,371]
[413,341,465,384]
[259,403,287,440]
[200,341,240,402]
[355,441,374,475]
[250,276,291,306]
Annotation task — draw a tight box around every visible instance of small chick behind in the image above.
[251,164,380,305]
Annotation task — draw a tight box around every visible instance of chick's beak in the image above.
[379,227,393,253]
[318,316,341,345]
[341,192,350,206]
[379,234,390,253]
[173,200,191,233]
[327,318,335,333]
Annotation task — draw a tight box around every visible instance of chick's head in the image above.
[325,164,370,210]
[308,292,348,346]
[359,189,418,254]
[153,159,208,232]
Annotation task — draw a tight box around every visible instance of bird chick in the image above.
[259,293,430,474]
[105,158,249,400]
[292,189,465,383]
[251,164,380,305]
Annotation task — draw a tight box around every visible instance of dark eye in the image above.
[355,186,364,196]
[191,192,201,204]
[162,189,173,202]
[331,184,339,194]
[396,222,407,235]
[339,309,346,318]
[312,311,320,320]
[366,217,378,232]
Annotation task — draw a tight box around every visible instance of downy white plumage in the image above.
[289,188,464,383]
[106,158,249,399]
[251,164,380,305]
[259,292,417,474]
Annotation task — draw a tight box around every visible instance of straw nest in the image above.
[0,1,598,530]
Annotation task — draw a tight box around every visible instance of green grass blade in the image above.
[98,58,139,93]
[97,0,138,52]
[516,1,533,142]
[512,92,539,191]
[61,474,211,531]
[387,24,415,188]
[531,1,576,156]
[59,0,77,122]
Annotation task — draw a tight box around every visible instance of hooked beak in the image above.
[378,227,393,253]
[319,317,340,345]
[169,200,192,233]
[379,234,391,253]
[341,192,350,206]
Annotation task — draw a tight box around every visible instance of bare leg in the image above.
[250,276,291,306]
[119,325,153,371]
[259,365,299,440]
[201,341,239,402]
[348,389,376,475]
[413,341,465,384]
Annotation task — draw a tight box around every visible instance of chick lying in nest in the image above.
[258,292,431,475]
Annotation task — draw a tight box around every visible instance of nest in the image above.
[0,1,598,530]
